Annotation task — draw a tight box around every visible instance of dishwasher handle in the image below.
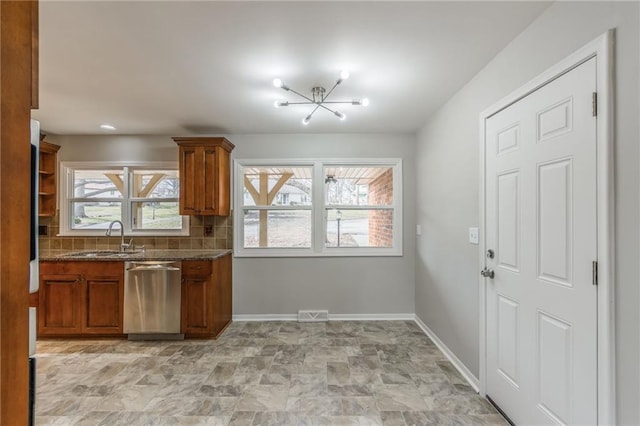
[127,266,181,272]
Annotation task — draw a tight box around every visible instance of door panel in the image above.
[497,294,519,387]
[485,57,597,425]
[179,146,199,214]
[39,274,82,334]
[202,147,217,213]
[85,277,122,333]
[537,311,572,425]
[536,97,573,142]
[497,171,520,271]
[182,276,212,333]
[538,159,573,287]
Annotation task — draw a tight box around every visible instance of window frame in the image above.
[59,161,189,236]
[234,158,403,257]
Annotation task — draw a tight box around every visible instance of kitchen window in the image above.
[59,162,188,236]
[234,159,402,257]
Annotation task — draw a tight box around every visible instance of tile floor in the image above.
[35,321,507,425]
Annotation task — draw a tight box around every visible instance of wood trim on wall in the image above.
[0,1,38,424]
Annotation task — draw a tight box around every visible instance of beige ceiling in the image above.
[33,1,550,136]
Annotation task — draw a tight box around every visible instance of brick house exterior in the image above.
[367,169,393,247]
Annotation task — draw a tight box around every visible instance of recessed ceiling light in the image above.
[100,124,116,131]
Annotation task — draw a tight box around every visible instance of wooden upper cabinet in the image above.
[39,139,60,216]
[173,137,234,216]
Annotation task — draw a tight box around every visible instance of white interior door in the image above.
[484,57,597,425]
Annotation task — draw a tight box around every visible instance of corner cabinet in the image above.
[173,137,234,216]
[39,140,60,217]
[38,261,124,336]
[181,254,232,338]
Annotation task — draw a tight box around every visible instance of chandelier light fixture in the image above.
[272,70,369,125]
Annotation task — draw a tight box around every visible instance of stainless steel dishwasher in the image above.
[124,261,183,339]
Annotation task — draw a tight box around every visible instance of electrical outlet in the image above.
[204,225,213,236]
[469,227,479,244]
[416,224,422,236]
[38,225,48,236]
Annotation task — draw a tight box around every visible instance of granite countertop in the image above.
[40,249,233,262]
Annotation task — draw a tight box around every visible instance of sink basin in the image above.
[107,252,143,257]
[62,250,143,258]
[62,250,121,258]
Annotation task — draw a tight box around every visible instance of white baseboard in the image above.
[413,315,480,392]
[232,314,297,321]
[233,313,415,322]
[330,313,415,321]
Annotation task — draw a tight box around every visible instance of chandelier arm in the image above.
[307,103,322,119]
[318,103,339,115]
[317,101,357,104]
[321,80,341,102]
[286,87,315,103]
[284,101,317,105]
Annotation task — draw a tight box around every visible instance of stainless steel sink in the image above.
[62,250,142,258]
[62,250,121,257]
[108,252,143,257]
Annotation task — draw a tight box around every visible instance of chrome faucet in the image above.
[105,220,132,252]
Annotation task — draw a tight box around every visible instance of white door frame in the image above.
[478,30,615,425]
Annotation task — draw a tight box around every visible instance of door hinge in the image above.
[592,92,597,117]
[592,261,598,285]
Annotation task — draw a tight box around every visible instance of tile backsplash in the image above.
[38,213,233,253]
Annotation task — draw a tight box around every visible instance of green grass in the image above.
[73,203,181,229]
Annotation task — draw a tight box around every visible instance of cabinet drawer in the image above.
[182,260,212,276]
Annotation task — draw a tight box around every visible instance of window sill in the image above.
[234,248,403,258]
[57,230,190,237]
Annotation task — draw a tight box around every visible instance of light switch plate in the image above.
[416,225,422,236]
[469,227,479,244]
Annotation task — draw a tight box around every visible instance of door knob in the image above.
[481,268,495,279]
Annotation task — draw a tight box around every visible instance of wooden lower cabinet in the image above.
[84,273,124,334]
[39,272,83,334]
[215,254,232,336]
[182,254,232,338]
[38,255,232,338]
[38,261,124,337]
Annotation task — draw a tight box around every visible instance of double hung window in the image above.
[235,159,402,257]
[59,162,188,236]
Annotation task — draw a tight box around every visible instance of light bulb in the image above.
[273,100,281,108]
[340,70,350,80]
[361,98,370,107]
[302,115,311,125]
[335,111,346,120]
[273,78,283,88]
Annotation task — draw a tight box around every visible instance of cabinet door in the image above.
[216,146,231,216]
[202,146,218,214]
[38,274,82,335]
[182,275,214,335]
[84,275,123,334]
[179,145,201,215]
[213,254,232,336]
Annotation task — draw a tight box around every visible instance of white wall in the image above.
[231,134,416,316]
[50,133,417,317]
[414,2,639,424]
